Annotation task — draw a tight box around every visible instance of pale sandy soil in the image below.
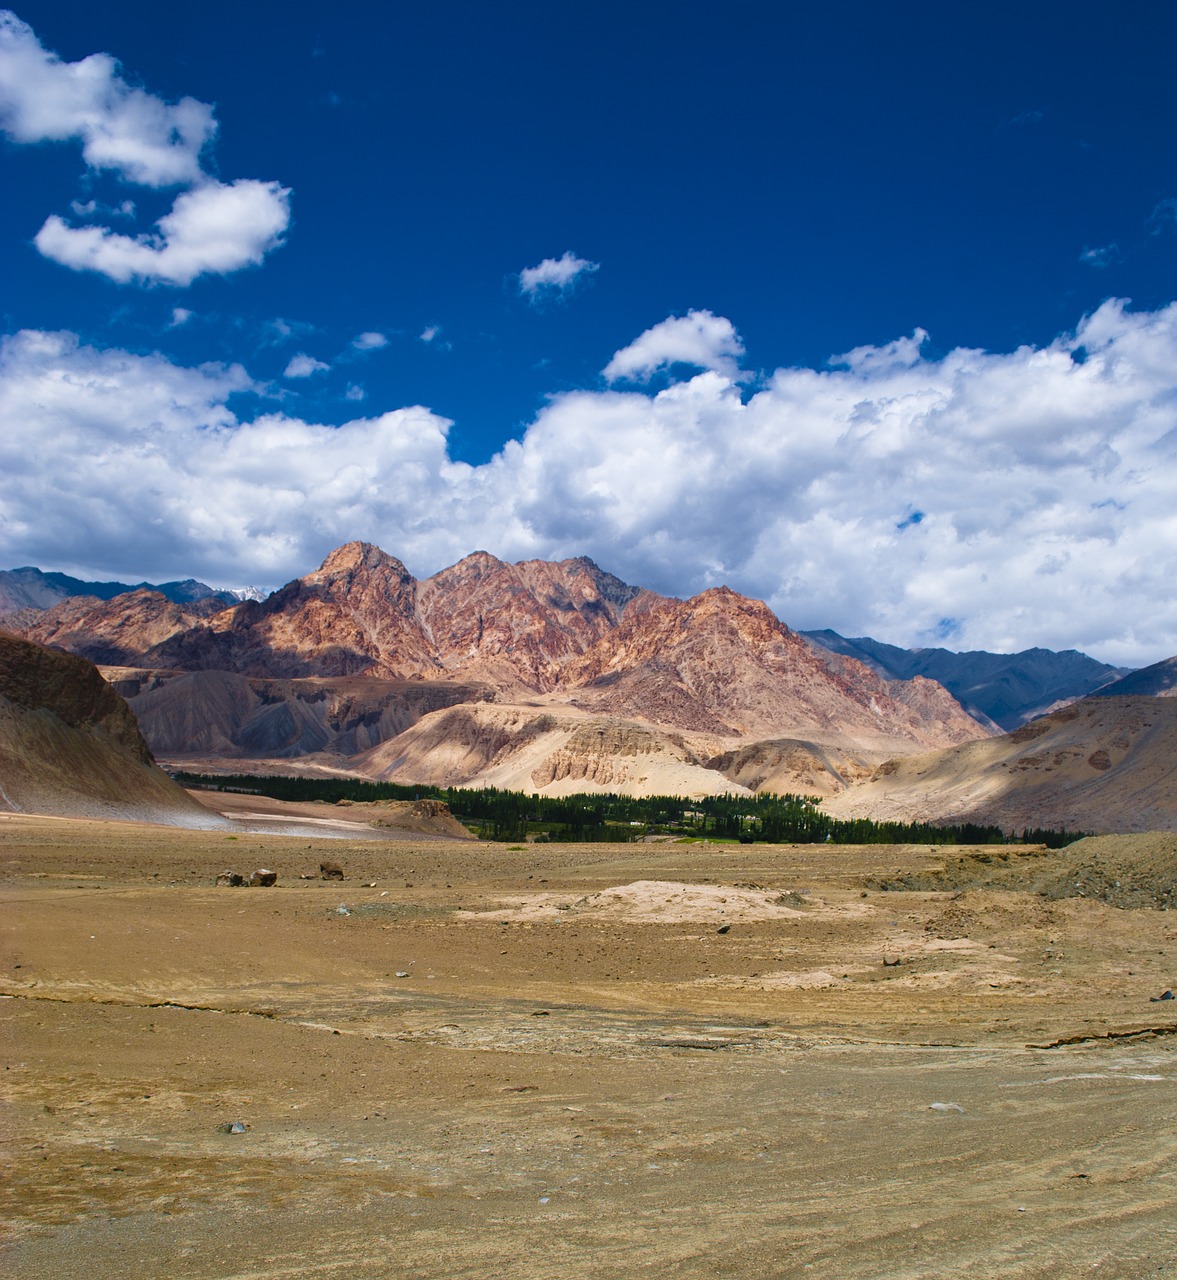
[188,789,475,842]
[2,813,1176,1278]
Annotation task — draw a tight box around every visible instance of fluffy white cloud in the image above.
[0,11,214,185]
[36,179,291,286]
[283,353,330,378]
[6,301,1177,666]
[603,309,745,382]
[518,250,599,299]
[0,13,290,285]
[352,332,387,351]
[0,328,464,586]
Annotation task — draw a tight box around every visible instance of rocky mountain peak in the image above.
[442,550,508,580]
[311,541,413,583]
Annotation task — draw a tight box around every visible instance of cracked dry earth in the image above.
[2,814,1177,1278]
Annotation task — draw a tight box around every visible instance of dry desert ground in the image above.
[3,802,1177,1278]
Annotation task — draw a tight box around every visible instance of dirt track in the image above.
[3,813,1176,1278]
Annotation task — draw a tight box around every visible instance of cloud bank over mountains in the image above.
[4,12,1176,671]
[0,11,289,284]
[3,299,1176,667]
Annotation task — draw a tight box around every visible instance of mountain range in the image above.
[5,541,1173,831]
[3,555,1131,731]
[800,631,1129,731]
[0,565,258,617]
[5,542,988,799]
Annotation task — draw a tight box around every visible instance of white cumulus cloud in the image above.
[6,301,1177,666]
[352,331,387,351]
[0,12,290,285]
[35,178,291,286]
[518,250,599,300]
[603,309,745,382]
[0,10,214,185]
[284,352,330,378]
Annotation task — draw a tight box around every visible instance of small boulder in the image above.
[249,868,277,887]
[215,871,245,887]
[320,861,345,881]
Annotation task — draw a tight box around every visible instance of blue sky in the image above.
[3,2,1177,664]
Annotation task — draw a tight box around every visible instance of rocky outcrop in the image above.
[530,720,694,790]
[105,667,487,760]
[0,631,217,823]
[354,704,565,787]
[704,739,876,799]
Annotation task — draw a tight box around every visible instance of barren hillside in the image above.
[0,631,219,824]
[824,696,1177,833]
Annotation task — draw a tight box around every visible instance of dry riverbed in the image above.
[2,813,1176,1278]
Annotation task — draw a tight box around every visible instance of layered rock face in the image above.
[563,587,984,747]
[8,542,992,797]
[103,669,486,760]
[417,551,657,690]
[0,631,218,823]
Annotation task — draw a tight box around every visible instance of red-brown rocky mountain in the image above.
[561,587,982,747]
[8,542,991,796]
[417,550,658,690]
[0,631,217,823]
[13,589,228,667]
[151,542,438,679]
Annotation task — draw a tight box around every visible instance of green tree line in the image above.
[174,772,1086,847]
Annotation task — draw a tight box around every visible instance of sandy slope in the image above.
[194,789,475,841]
[0,632,218,827]
[825,696,1177,832]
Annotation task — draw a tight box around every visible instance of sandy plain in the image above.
[3,808,1177,1279]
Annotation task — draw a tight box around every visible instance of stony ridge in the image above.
[0,631,215,822]
[8,542,992,795]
